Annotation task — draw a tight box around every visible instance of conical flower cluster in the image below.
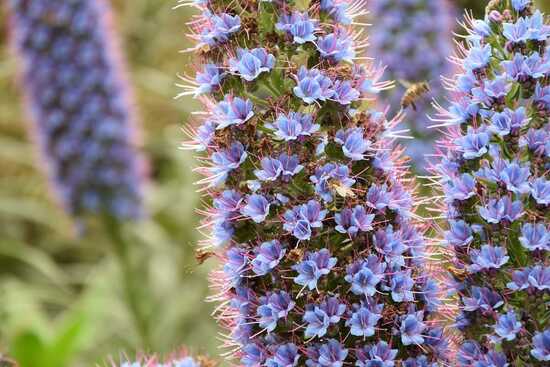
[369,0,455,171]
[431,0,550,364]
[182,1,448,366]
[7,0,144,220]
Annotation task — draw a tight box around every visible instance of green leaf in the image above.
[11,331,46,367]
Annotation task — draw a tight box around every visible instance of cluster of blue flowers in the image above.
[433,1,550,364]
[369,0,455,171]
[8,0,144,220]
[184,1,448,366]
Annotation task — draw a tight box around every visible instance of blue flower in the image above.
[526,10,550,41]
[445,220,473,247]
[317,339,348,367]
[520,128,548,153]
[478,197,523,224]
[352,205,375,232]
[493,310,522,341]
[373,225,407,267]
[320,0,352,25]
[293,67,334,104]
[192,120,216,152]
[210,141,248,186]
[276,12,317,44]
[400,311,426,346]
[519,223,550,252]
[366,184,391,210]
[212,219,234,246]
[531,177,550,205]
[195,64,225,96]
[319,296,346,324]
[241,343,266,367]
[214,96,254,129]
[456,127,489,159]
[335,128,370,160]
[462,286,503,312]
[389,271,414,302]
[472,75,511,105]
[528,265,550,291]
[283,200,327,240]
[464,44,492,71]
[345,256,386,297]
[444,173,476,201]
[335,208,355,235]
[531,330,550,362]
[503,17,529,43]
[502,52,550,81]
[293,249,337,290]
[255,156,283,181]
[223,247,247,285]
[267,112,320,141]
[500,161,531,194]
[355,341,398,367]
[229,48,275,81]
[346,303,383,337]
[468,245,509,273]
[316,29,355,63]
[534,82,550,108]
[252,240,286,275]
[303,306,330,338]
[266,343,300,367]
[332,80,360,105]
[507,267,532,291]
[279,153,304,179]
[257,291,295,332]
[200,12,241,46]
[241,194,271,223]
[512,0,531,11]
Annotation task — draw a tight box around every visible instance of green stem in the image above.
[104,216,151,348]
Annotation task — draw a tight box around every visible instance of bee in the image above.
[449,266,468,282]
[287,247,304,263]
[330,181,356,198]
[400,81,431,111]
[195,248,215,264]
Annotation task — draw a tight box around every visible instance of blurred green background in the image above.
[0,0,548,366]
[0,1,217,365]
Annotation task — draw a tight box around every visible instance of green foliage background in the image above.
[0,1,218,365]
[0,0,547,366]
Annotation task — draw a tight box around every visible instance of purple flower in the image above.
[346,303,383,337]
[531,177,550,205]
[268,112,320,141]
[266,343,300,367]
[345,256,386,297]
[519,223,549,252]
[276,12,317,44]
[200,12,241,46]
[303,306,330,338]
[242,343,266,367]
[252,240,286,275]
[255,157,283,181]
[293,249,337,290]
[335,128,370,160]
[241,194,271,223]
[355,341,398,367]
[464,44,492,71]
[283,200,327,240]
[316,29,355,63]
[373,225,407,267]
[444,173,476,201]
[478,197,523,224]
[456,127,489,159]
[317,339,348,367]
[367,184,391,210]
[512,0,531,11]
[210,142,248,186]
[468,245,509,273]
[472,75,511,105]
[493,310,522,341]
[279,154,304,179]
[400,311,426,346]
[319,297,346,324]
[500,161,531,194]
[320,0,352,24]
[531,330,550,362]
[389,271,414,302]
[195,63,225,96]
[224,247,248,285]
[214,96,254,130]
[528,266,550,291]
[332,80,360,105]
[193,120,216,152]
[462,286,503,312]
[444,220,473,247]
[229,48,275,81]
[507,267,532,291]
[293,67,334,104]
[257,292,295,332]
